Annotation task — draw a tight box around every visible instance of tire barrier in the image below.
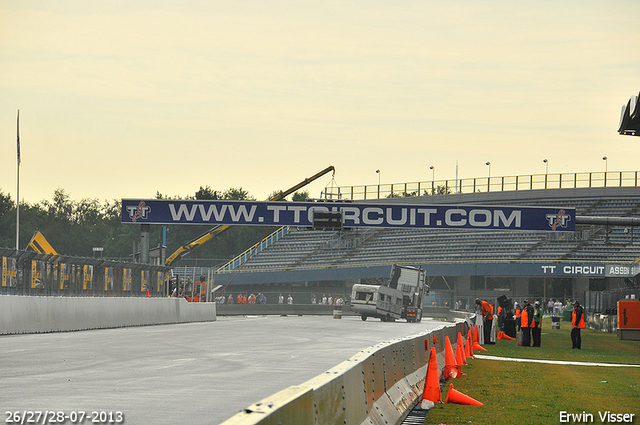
[0,296,216,334]
[221,319,468,425]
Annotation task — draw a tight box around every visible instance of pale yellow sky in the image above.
[1,1,639,204]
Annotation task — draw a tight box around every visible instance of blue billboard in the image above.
[121,199,575,232]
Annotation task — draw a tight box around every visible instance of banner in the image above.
[104,267,113,291]
[31,260,45,289]
[141,270,148,292]
[121,199,575,232]
[123,268,132,291]
[60,263,70,290]
[2,257,17,287]
[83,265,93,290]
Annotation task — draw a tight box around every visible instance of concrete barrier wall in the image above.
[221,319,468,425]
[217,304,355,316]
[0,296,216,334]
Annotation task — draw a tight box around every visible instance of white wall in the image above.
[0,296,216,334]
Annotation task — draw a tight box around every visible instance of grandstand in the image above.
[213,184,640,304]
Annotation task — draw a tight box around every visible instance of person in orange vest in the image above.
[248,294,256,304]
[237,294,243,304]
[515,302,522,331]
[475,298,495,345]
[571,300,585,349]
[520,299,534,347]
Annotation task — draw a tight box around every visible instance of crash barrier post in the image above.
[0,296,216,334]
[221,319,468,425]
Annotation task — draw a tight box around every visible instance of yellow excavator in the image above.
[164,166,335,267]
[28,231,58,255]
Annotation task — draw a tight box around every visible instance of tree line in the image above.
[0,186,311,267]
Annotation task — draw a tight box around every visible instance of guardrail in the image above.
[1,248,169,297]
[321,170,640,200]
[221,316,469,425]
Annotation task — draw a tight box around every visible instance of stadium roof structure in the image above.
[214,186,640,286]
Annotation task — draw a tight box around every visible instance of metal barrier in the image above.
[585,287,640,313]
[221,319,468,425]
[322,170,640,200]
[0,248,169,297]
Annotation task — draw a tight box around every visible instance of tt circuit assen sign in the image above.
[121,199,575,232]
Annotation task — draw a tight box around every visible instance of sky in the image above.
[1,1,639,205]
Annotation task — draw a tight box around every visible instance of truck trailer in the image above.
[350,265,428,322]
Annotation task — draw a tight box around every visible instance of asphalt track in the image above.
[1,315,445,425]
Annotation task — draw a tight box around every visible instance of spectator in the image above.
[287,294,294,305]
[571,301,585,349]
[278,293,284,304]
[311,294,317,304]
[532,301,543,347]
[520,299,534,347]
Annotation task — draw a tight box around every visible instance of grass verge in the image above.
[424,317,640,425]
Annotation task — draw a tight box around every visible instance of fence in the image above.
[0,248,169,297]
[584,287,640,314]
[321,170,640,200]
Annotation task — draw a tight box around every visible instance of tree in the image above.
[292,190,310,201]
[222,187,253,200]
[195,186,219,200]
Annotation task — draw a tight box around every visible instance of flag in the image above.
[17,110,21,165]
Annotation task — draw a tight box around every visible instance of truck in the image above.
[350,265,428,323]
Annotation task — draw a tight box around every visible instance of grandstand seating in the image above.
[224,187,640,273]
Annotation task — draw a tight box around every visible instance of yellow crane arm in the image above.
[164,166,335,266]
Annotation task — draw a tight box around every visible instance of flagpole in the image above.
[16,110,20,250]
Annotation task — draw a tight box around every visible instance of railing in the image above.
[321,171,640,200]
[584,287,640,313]
[216,226,289,273]
[0,248,169,297]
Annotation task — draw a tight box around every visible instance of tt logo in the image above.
[546,209,571,230]
[127,201,151,222]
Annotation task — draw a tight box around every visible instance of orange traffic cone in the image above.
[474,325,480,344]
[502,332,515,341]
[467,337,474,358]
[457,333,466,364]
[444,336,461,380]
[497,331,504,339]
[445,383,484,406]
[473,342,487,352]
[456,340,466,366]
[421,347,442,404]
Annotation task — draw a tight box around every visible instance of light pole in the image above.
[543,159,548,189]
[603,156,608,186]
[430,166,435,195]
[376,169,381,198]
[486,162,491,192]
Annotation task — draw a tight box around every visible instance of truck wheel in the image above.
[361,315,367,321]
